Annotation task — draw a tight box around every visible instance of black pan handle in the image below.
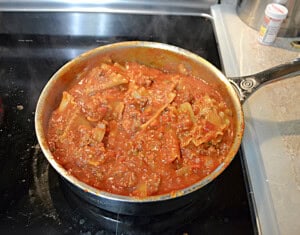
[228,58,300,103]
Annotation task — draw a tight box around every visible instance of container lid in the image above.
[265,3,288,20]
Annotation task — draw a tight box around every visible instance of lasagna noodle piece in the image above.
[140,92,176,130]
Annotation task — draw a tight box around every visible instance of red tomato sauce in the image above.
[47,62,234,197]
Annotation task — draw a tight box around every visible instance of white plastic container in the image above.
[258,3,288,45]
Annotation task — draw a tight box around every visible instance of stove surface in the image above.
[0,12,256,234]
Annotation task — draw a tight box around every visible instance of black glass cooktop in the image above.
[0,12,257,234]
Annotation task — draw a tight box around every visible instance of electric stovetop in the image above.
[0,12,257,234]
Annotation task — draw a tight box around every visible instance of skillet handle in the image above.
[228,58,300,103]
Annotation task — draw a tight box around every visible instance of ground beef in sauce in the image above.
[47,61,234,197]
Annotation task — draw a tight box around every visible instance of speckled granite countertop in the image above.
[212,2,300,235]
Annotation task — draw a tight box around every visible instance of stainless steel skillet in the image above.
[35,41,300,215]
